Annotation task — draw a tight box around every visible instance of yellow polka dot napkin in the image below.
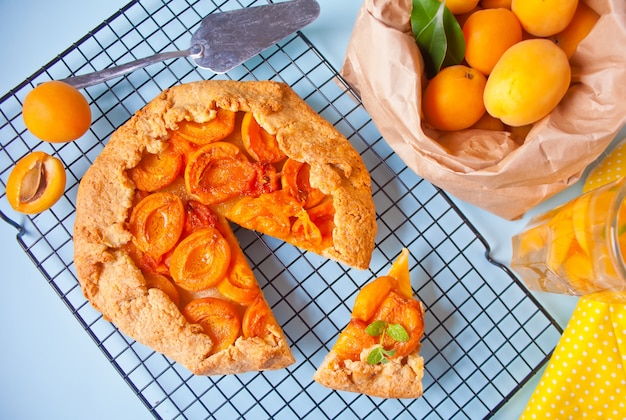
[521,292,626,419]
[583,137,626,193]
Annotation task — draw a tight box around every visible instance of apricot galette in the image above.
[73,80,376,375]
[313,249,425,398]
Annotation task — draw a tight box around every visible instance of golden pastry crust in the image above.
[73,80,376,375]
[313,347,425,399]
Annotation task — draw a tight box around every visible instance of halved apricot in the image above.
[386,248,413,299]
[128,146,183,192]
[333,319,378,362]
[6,151,66,214]
[242,295,278,338]
[226,190,302,239]
[291,211,322,246]
[185,142,257,205]
[168,132,197,167]
[281,158,325,208]
[183,297,241,354]
[144,272,181,306]
[372,291,423,358]
[292,199,335,247]
[241,112,286,163]
[352,275,398,323]
[128,192,185,257]
[169,227,231,291]
[123,240,163,274]
[174,108,236,145]
[217,253,261,304]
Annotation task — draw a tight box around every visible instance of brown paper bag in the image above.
[342,0,626,220]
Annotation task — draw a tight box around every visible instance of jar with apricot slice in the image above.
[6,151,66,214]
[169,227,231,292]
[129,192,185,257]
[183,297,241,355]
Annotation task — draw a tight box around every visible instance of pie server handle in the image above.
[58,46,203,89]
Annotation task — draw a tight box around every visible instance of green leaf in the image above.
[367,346,385,364]
[387,323,410,342]
[411,0,466,78]
[366,320,387,337]
[383,348,396,358]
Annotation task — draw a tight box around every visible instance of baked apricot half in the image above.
[144,272,180,307]
[351,275,398,323]
[281,158,325,209]
[241,112,286,163]
[185,142,257,205]
[169,227,231,291]
[128,146,183,192]
[6,151,66,214]
[217,253,261,304]
[183,297,241,355]
[175,108,236,145]
[242,295,278,338]
[129,192,185,257]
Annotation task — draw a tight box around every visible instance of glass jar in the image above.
[511,176,626,295]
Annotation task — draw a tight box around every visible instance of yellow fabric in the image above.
[521,292,626,419]
[583,139,626,192]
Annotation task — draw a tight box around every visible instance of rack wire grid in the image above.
[0,0,563,418]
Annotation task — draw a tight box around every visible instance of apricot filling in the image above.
[123,107,337,354]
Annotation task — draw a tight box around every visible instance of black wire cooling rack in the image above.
[0,0,563,418]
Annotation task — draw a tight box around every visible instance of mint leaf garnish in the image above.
[365,320,410,364]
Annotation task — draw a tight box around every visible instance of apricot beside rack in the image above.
[0,0,562,418]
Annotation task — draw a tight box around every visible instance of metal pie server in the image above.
[60,0,320,89]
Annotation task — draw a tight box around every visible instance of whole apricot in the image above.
[511,0,578,37]
[22,81,91,143]
[548,1,600,59]
[441,0,480,14]
[463,8,522,75]
[422,65,487,131]
[483,39,571,127]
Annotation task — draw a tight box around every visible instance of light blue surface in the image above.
[0,0,609,418]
